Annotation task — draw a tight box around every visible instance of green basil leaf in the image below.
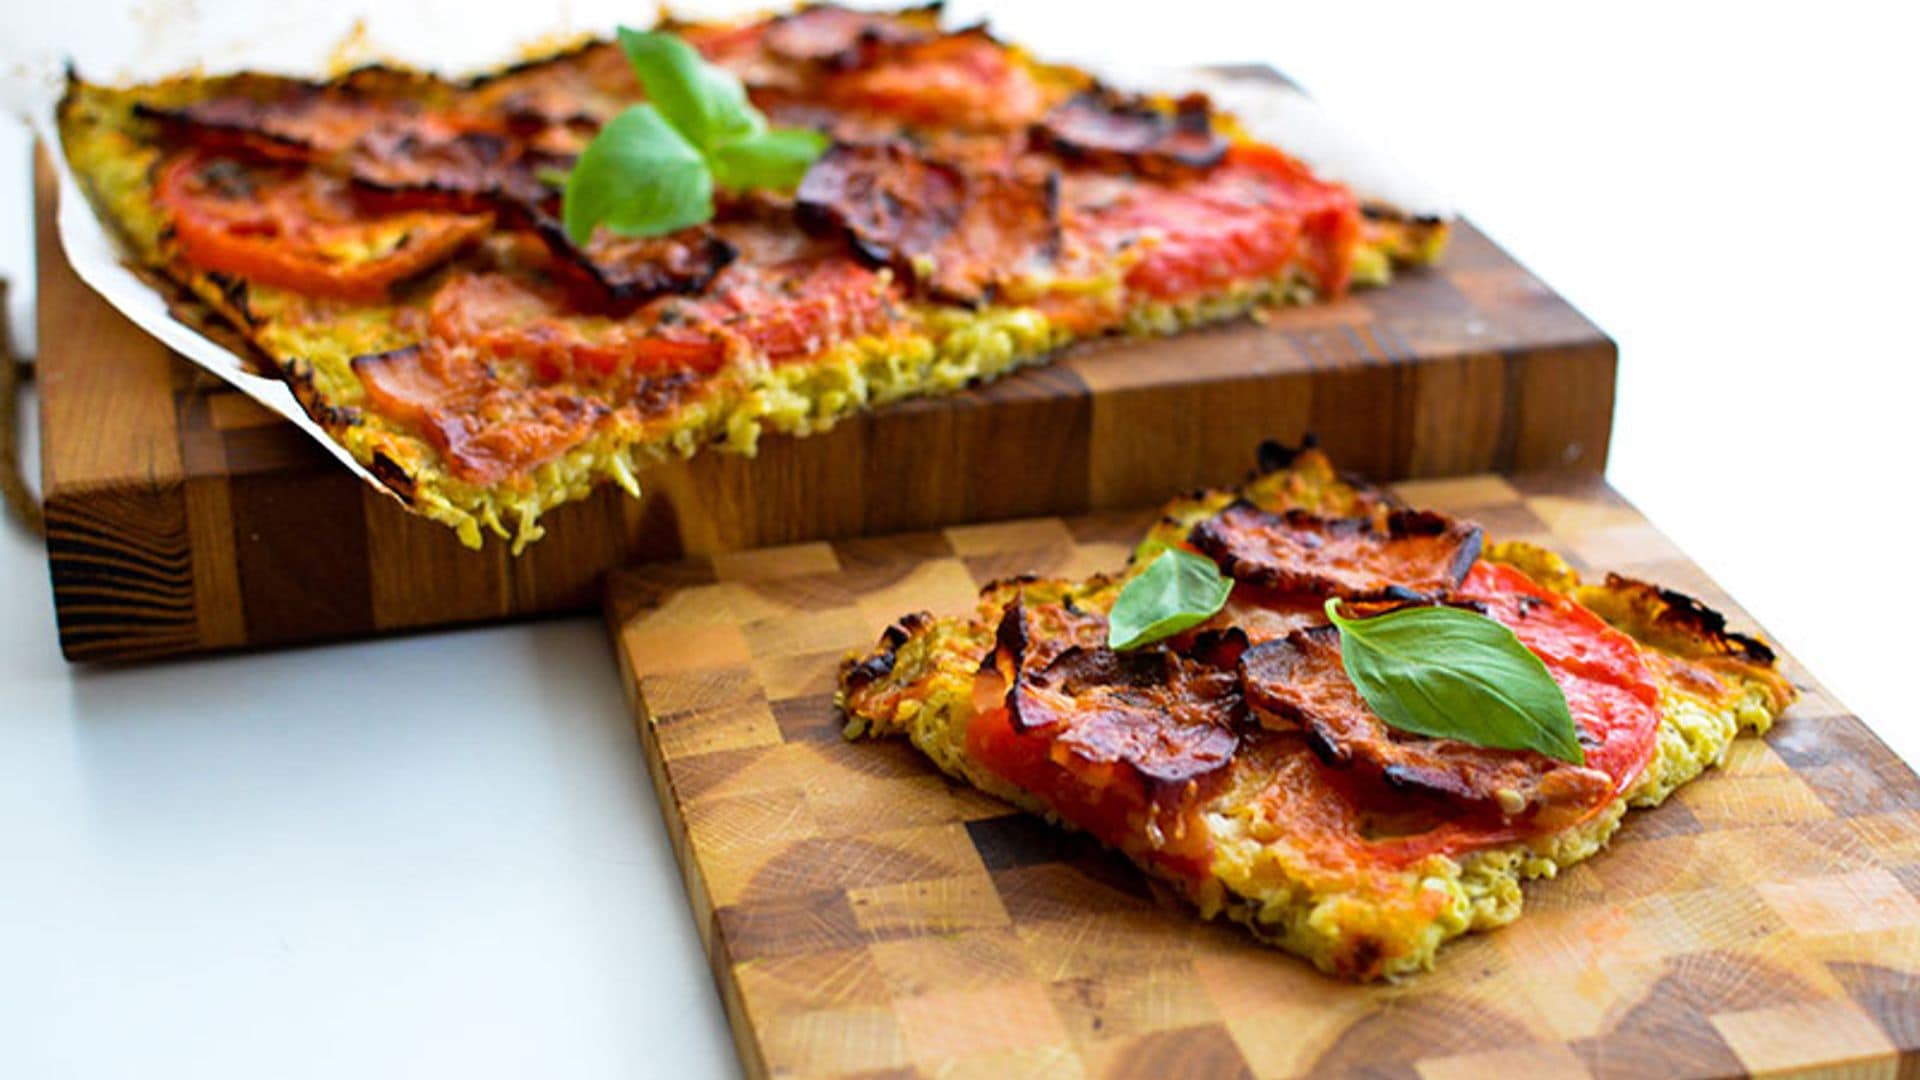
[617,27,761,150]
[1324,598,1585,765]
[561,104,713,245]
[1106,550,1234,651]
[708,126,829,193]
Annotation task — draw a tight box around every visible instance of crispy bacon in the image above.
[1189,502,1483,602]
[138,91,404,161]
[982,599,1242,798]
[795,141,1058,303]
[1035,89,1227,177]
[534,217,740,310]
[761,3,938,68]
[1238,625,1615,827]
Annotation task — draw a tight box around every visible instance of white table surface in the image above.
[2,2,1915,1077]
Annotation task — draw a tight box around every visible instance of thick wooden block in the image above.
[605,472,1920,1080]
[37,145,1614,660]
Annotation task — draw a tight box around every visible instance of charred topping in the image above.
[842,611,933,693]
[1189,500,1483,602]
[1255,436,1314,475]
[530,215,740,311]
[987,599,1242,796]
[201,270,256,326]
[1033,87,1228,178]
[1186,625,1251,670]
[762,3,940,68]
[794,140,1059,304]
[1603,573,1778,665]
[367,450,418,500]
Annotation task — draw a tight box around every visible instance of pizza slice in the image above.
[838,447,1794,979]
[56,4,1445,550]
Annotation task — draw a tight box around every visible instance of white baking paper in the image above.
[31,101,387,490]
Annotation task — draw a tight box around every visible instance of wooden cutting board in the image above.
[605,471,1920,1079]
[35,132,1614,661]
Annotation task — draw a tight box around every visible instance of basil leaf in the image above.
[561,104,713,245]
[708,126,830,192]
[1107,550,1234,651]
[1324,598,1585,765]
[617,27,761,150]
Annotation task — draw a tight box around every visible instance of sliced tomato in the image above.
[426,272,728,382]
[817,32,1048,131]
[1241,561,1662,872]
[1063,143,1360,303]
[154,149,492,301]
[1457,562,1663,795]
[696,257,896,362]
[352,341,613,486]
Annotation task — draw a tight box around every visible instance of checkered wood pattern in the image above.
[605,472,1920,1080]
[36,103,1615,661]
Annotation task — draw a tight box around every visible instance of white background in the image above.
[2,2,1916,1077]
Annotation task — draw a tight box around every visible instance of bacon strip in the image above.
[795,141,1059,303]
[1190,502,1483,602]
[1035,89,1227,177]
[761,4,938,68]
[1238,625,1614,826]
[983,599,1242,797]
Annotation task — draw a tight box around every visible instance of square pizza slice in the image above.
[838,447,1794,979]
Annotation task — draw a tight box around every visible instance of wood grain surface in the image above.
[35,134,1614,660]
[605,471,1920,1080]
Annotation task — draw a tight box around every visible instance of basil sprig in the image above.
[1324,598,1585,765]
[1106,550,1233,651]
[560,29,829,244]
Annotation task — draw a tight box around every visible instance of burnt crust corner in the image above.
[1600,573,1778,666]
[840,610,934,693]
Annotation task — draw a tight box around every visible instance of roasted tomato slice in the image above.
[695,256,896,362]
[153,149,492,301]
[816,30,1048,131]
[352,342,609,485]
[1062,142,1360,301]
[1459,561,1662,794]
[1236,560,1662,870]
[1239,624,1618,830]
[425,272,729,383]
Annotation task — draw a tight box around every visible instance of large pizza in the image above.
[57,3,1445,550]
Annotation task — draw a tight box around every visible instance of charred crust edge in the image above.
[840,610,934,694]
[1604,573,1778,666]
